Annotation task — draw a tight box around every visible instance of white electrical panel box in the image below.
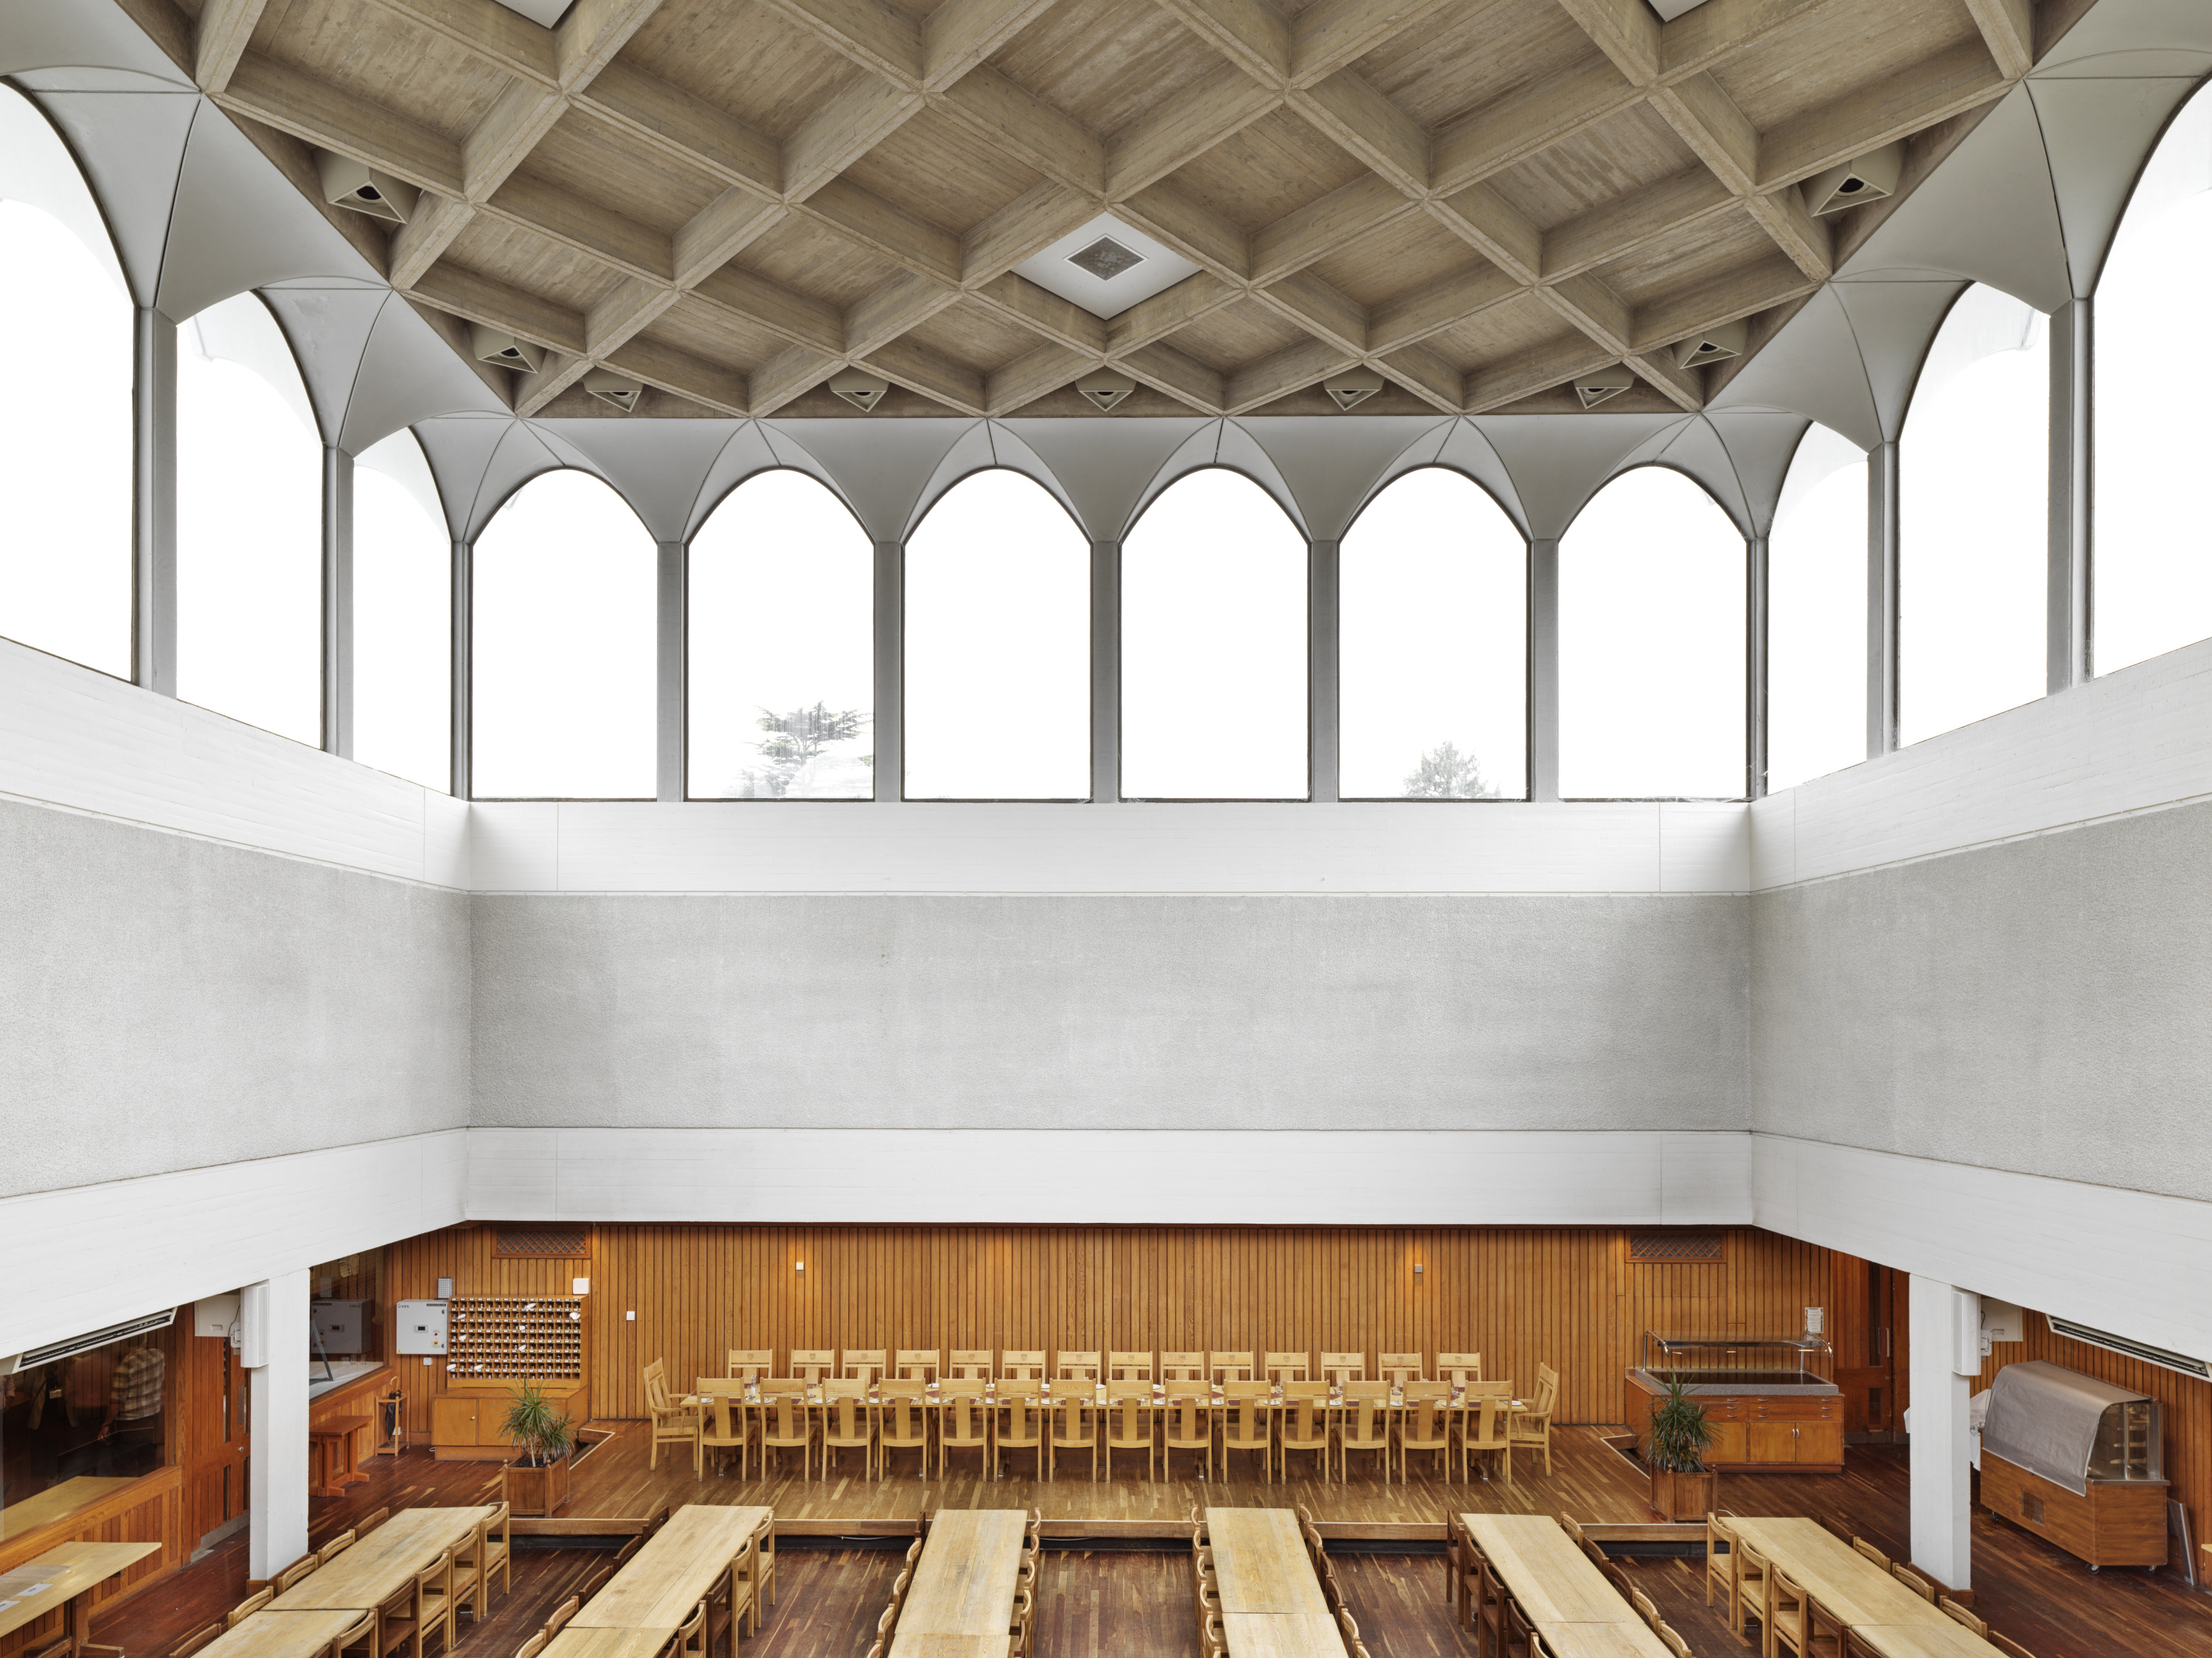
[1981,1297,2025,1347]
[396,1300,450,1355]
[194,1294,240,1339]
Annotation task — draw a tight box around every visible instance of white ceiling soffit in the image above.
[1427,421,1529,537]
[358,428,446,528]
[1835,87,2070,313]
[1701,409,1815,537]
[1468,413,1692,539]
[905,421,1007,539]
[417,417,558,542]
[257,285,392,444]
[21,89,195,307]
[1627,416,1757,537]
[768,420,981,542]
[1706,288,1882,448]
[1828,280,1972,441]
[681,426,812,541]
[1010,215,1202,319]
[994,418,1212,541]
[0,1,192,87]
[189,289,319,437]
[2031,75,2211,295]
[1773,420,1865,535]
[333,292,511,453]
[955,426,1090,538]
[1241,417,1457,542]
[0,85,127,296]
[1210,422,1308,535]
[536,415,753,544]
[2035,0,2212,72]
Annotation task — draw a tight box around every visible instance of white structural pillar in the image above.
[655,540,685,802]
[1866,440,1901,758]
[1090,538,1119,802]
[1907,1275,1978,1591]
[2048,295,2091,693]
[133,307,177,696]
[1308,537,1339,802]
[1528,536,1561,801]
[449,538,472,800]
[873,540,902,803]
[1746,532,1769,799]
[245,1269,310,1581]
[321,445,354,757]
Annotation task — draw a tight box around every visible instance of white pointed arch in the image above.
[1120,421,1308,541]
[1769,423,1870,793]
[353,428,453,792]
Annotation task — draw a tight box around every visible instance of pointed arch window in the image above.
[2093,81,2212,674]
[0,91,132,679]
[1339,467,1527,799]
[1768,424,1868,791]
[905,468,1090,800]
[176,292,324,743]
[353,430,451,791]
[1559,466,1746,799]
[1899,282,2048,744]
[688,469,874,799]
[471,470,655,798]
[1121,468,1308,799]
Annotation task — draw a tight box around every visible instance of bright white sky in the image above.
[1768,433,1867,793]
[352,443,451,792]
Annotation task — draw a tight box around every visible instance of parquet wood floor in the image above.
[92,1433,2212,1658]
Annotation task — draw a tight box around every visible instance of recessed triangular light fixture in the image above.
[1574,365,1635,409]
[1802,142,1904,216]
[828,367,888,412]
[582,368,644,412]
[1074,369,1135,412]
[470,324,543,375]
[1323,367,1385,412]
[1670,319,1747,370]
[315,150,417,224]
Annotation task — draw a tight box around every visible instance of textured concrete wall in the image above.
[1,797,472,1197]
[1753,797,2212,1202]
[470,893,1749,1130]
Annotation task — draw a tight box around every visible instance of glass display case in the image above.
[1639,1332,1835,1389]
[1978,1359,2168,1568]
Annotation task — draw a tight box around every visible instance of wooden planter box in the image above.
[502,1456,571,1518]
[1649,1467,1717,1522]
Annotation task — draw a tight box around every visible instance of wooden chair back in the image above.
[1379,1352,1425,1382]
[513,1635,547,1658]
[225,1589,272,1631]
[894,1348,941,1381]
[318,1531,355,1564]
[643,1357,671,1412]
[1340,1381,1392,1449]
[1161,1351,1206,1380]
[880,1381,928,1440]
[1318,1352,1364,1383]
[1850,1537,1889,1569]
[1221,1381,1272,1446]
[1264,1350,1310,1384]
[823,1378,870,1440]
[842,1349,887,1384]
[949,1349,994,1378]
[544,1594,582,1639]
[1000,1350,1046,1380]
[1107,1350,1155,1381]
[789,1349,834,1383]
[357,1508,390,1535]
[1939,1598,1988,1637]
[997,1388,1044,1446]
[1437,1352,1482,1383]
[330,1613,375,1658]
[1399,1384,1448,1447]
[728,1349,773,1379]
[1891,1564,1937,1603]
[1057,1350,1101,1381]
[1208,1350,1254,1383]
[168,1626,223,1658]
[1986,1635,2036,1658]
[274,1556,319,1592]
[941,1378,990,1442]
[1281,1381,1330,1446]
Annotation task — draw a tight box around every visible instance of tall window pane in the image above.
[905,470,1089,799]
[1340,467,1526,799]
[689,470,873,799]
[2094,82,2212,674]
[1122,469,1307,799]
[0,201,131,676]
[354,431,450,791]
[177,293,322,743]
[1900,283,2048,744]
[472,470,654,798]
[1560,468,1745,798]
[1769,425,1868,791]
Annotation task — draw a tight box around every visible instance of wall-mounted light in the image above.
[795,1261,805,1274]
[1413,1263,1425,1278]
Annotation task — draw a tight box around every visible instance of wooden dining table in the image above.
[573,1506,769,1631]
[1724,1519,2001,1658]
[540,1627,685,1658]
[190,1611,363,1658]
[269,1508,495,1612]
[1204,1509,1344,1658]
[1461,1515,1669,1658]
[0,1541,164,1651]
[892,1509,1026,1653]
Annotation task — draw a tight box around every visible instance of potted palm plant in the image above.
[1646,1376,1717,1522]
[499,1381,576,1516]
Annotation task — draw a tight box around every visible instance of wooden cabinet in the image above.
[1626,1372,1843,1474]
[430,1383,588,1461]
[1983,1451,2168,1569]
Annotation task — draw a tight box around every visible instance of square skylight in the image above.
[1012,215,1200,319]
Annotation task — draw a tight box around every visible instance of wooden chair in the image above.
[717,1536,758,1645]
[1735,1539,1775,1648]
[1656,1624,1693,1658]
[1162,1351,1206,1381]
[275,1557,320,1593]
[1009,1587,1034,1658]
[226,1589,273,1629]
[1199,1613,1225,1658]
[821,1378,876,1480]
[1107,1350,1155,1382]
[748,1513,777,1613]
[615,1535,644,1565]
[1338,1379,1394,1480]
[949,1349,995,1378]
[789,1349,834,1384]
[1706,1512,1739,1626]
[319,1531,357,1565]
[1986,1634,2036,1658]
[579,1569,612,1603]
[1500,1596,1542,1658]
[1508,1362,1557,1476]
[332,1612,376,1658]
[451,1517,491,1625]
[894,1348,941,1382]
[758,1380,814,1480]
[1219,1381,1274,1482]
[1208,1351,1254,1384]
[543,1595,582,1639]
[843,1349,888,1386]
[878,1381,931,1477]
[1759,1562,1809,1658]
[1397,1382,1450,1483]
[1849,1537,1889,1570]
[1940,1598,1988,1637]
[483,1501,512,1599]
[939,1378,992,1477]
[1461,1396,1511,1484]
[645,1359,702,1471]
[1335,1609,1357,1646]
[358,1508,390,1536]
[1264,1350,1310,1385]
[1471,1551,1508,1648]
[1103,1390,1155,1482]
[698,1391,748,1479]
[1319,1352,1364,1384]
[1000,1350,1046,1381]
[1630,1586,1659,1627]
[1278,1381,1332,1482]
[1057,1350,1102,1384]
[1438,1352,1482,1385]
[672,1599,706,1658]
[995,1387,1047,1480]
[406,1551,456,1658]
[1379,1353,1425,1384]
[1161,1378,1214,1481]
[1890,1564,1937,1603]
[1048,1392,1099,1480]
[167,1626,221,1658]
[512,1640,547,1658]
[726,1349,773,1381]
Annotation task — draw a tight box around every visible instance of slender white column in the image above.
[2048,296,2092,692]
[1907,1274,1977,1590]
[1528,537,1560,801]
[1090,538,1119,803]
[246,1269,310,1581]
[1867,441,1900,757]
[1308,537,1339,802]
[874,539,902,802]
[133,308,176,696]
[321,446,353,757]
[449,538,471,799]
[1746,532,1769,799]
[655,540,685,802]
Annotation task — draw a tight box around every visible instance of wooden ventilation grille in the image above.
[447,1297,582,1381]
[493,1226,589,1258]
[1627,1232,1726,1263]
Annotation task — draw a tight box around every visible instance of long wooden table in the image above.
[888,1510,1026,1658]
[0,1481,139,1544]
[0,1541,164,1648]
[269,1508,495,1612]
[1205,1510,1343,1658]
[1461,1515,1669,1658]
[574,1506,769,1632]
[1725,1519,2000,1658]
[191,1611,362,1658]
[540,1628,684,1658]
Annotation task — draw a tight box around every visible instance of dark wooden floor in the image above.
[95,1429,2212,1658]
